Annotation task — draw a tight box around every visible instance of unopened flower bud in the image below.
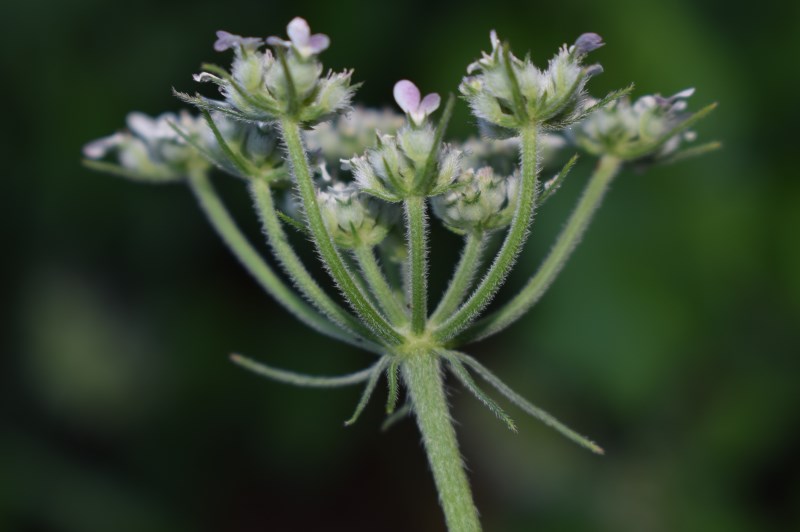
[432,166,519,234]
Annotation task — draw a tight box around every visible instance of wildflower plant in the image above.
[84,17,717,531]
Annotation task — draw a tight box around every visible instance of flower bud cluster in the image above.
[459,133,566,175]
[191,18,356,125]
[432,166,519,234]
[304,107,405,164]
[571,89,702,161]
[204,113,286,180]
[460,31,604,131]
[83,111,209,182]
[316,180,399,249]
[348,126,460,201]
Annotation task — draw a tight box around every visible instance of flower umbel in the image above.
[317,179,399,249]
[571,88,719,162]
[83,111,209,182]
[460,30,605,131]
[84,17,718,532]
[432,166,519,234]
[182,19,355,125]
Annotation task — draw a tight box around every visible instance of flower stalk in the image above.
[402,351,481,532]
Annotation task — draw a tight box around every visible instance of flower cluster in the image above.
[347,81,459,200]
[460,30,604,132]
[317,180,398,249]
[459,134,567,175]
[570,88,712,162]
[304,106,406,165]
[83,111,209,182]
[188,18,356,125]
[432,166,519,234]
[202,113,286,181]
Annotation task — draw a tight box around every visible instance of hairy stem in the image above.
[250,179,381,345]
[430,231,486,325]
[458,155,622,344]
[405,196,428,335]
[433,124,540,342]
[186,172,370,350]
[403,352,481,532]
[353,245,408,326]
[278,118,402,345]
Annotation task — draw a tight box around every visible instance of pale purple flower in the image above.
[83,132,125,159]
[214,30,263,52]
[267,17,330,59]
[572,33,604,55]
[393,80,441,125]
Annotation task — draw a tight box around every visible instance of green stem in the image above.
[278,118,402,345]
[430,231,486,325]
[458,156,622,344]
[405,196,428,335]
[433,124,540,342]
[353,245,408,326]
[186,172,372,351]
[403,352,481,532]
[250,179,381,344]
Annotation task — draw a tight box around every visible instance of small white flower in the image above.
[267,17,330,59]
[393,80,441,126]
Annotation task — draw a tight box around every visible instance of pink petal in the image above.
[393,80,420,114]
[308,33,330,53]
[287,17,311,46]
[419,93,441,115]
[214,30,237,52]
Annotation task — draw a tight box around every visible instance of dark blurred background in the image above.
[3,0,799,530]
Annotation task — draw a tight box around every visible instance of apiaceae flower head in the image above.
[460,31,604,131]
[571,88,711,162]
[187,18,356,126]
[432,166,519,234]
[348,128,461,201]
[304,106,406,166]
[202,113,286,180]
[83,111,209,182]
[316,179,399,249]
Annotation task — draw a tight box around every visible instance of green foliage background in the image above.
[3,0,799,530]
